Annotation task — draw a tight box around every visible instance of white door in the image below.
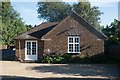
[25,40,38,61]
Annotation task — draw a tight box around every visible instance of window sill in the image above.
[67,52,81,54]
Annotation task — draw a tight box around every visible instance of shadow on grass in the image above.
[1,76,114,80]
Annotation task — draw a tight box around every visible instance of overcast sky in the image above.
[11,0,119,27]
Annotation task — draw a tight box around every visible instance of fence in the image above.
[105,41,120,60]
[1,49,15,61]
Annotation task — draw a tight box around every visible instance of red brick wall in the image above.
[15,40,19,60]
[38,40,44,60]
[15,40,25,61]
[43,16,104,57]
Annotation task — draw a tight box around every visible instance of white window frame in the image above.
[68,36,80,53]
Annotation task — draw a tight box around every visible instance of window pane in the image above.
[27,42,31,55]
[27,49,31,55]
[75,37,79,43]
[75,44,79,52]
[32,42,36,55]
[32,49,36,55]
[69,38,73,43]
[69,44,73,52]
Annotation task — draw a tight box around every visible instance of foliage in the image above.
[25,24,33,31]
[37,2,102,30]
[1,2,27,47]
[37,2,71,22]
[39,54,120,64]
[73,2,102,30]
[40,54,65,63]
[102,19,120,41]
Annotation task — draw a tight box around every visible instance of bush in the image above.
[40,54,104,64]
[40,54,65,64]
[39,53,120,64]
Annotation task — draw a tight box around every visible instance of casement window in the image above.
[68,36,80,53]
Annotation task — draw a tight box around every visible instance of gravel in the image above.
[0,61,119,80]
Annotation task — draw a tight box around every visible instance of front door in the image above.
[25,40,38,61]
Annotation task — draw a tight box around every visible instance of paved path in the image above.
[0,61,119,80]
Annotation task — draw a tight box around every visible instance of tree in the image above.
[0,1,2,17]
[37,2,102,30]
[102,19,120,41]
[1,2,27,48]
[73,2,102,30]
[37,2,71,22]
[25,24,33,31]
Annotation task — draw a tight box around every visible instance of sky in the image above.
[11,0,119,27]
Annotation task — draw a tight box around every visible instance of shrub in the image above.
[40,54,65,64]
[39,53,120,64]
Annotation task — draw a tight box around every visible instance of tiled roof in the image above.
[15,11,107,40]
[42,11,107,40]
[14,22,58,39]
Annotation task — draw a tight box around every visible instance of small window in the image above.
[68,36,80,53]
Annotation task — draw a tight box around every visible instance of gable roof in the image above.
[15,12,107,40]
[42,11,107,40]
[14,22,58,39]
